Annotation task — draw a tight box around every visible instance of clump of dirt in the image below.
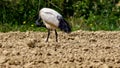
[0,30,120,68]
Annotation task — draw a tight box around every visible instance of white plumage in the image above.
[40,8,60,29]
[35,8,71,42]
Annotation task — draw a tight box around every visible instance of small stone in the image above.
[9,59,21,65]
[0,56,7,64]
[102,64,109,68]
[27,39,36,48]
[3,50,10,56]
[24,62,33,68]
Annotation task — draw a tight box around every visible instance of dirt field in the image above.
[0,30,120,68]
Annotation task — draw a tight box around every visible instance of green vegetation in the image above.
[0,0,120,32]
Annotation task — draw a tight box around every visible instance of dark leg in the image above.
[46,29,50,42]
[55,30,58,42]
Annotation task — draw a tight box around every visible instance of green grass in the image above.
[69,16,120,31]
[0,16,120,33]
[1,0,119,32]
[0,23,47,32]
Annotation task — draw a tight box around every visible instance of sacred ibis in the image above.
[35,8,71,42]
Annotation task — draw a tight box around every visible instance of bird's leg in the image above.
[55,30,58,42]
[46,29,50,42]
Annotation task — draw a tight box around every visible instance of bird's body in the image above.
[40,8,61,29]
[35,8,71,42]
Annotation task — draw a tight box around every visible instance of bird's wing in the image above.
[40,11,59,27]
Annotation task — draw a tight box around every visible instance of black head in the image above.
[57,16,71,33]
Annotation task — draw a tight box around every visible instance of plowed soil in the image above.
[0,30,120,68]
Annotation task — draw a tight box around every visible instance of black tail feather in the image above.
[57,16,71,33]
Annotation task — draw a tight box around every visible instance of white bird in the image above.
[35,8,71,42]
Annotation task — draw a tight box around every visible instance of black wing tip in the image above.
[58,16,72,33]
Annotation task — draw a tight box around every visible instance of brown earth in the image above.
[0,30,120,68]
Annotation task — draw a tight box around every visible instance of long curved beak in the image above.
[35,20,41,27]
[35,18,46,27]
